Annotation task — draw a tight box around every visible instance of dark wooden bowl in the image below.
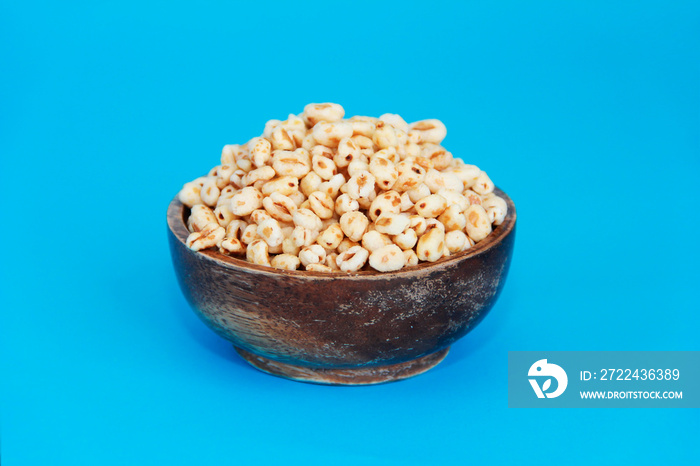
[167,188,516,385]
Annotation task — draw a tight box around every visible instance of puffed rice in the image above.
[229,187,263,216]
[481,194,508,226]
[336,245,369,272]
[339,211,370,242]
[271,253,301,270]
[186,222,225,251]
[369,244,406,272]
[299,244,326,267]
[246,239,270,266]
[464,205,492,242]
[188,205,218,233]
[180,103,508,272]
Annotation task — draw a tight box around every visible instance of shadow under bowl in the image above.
[167,188,516,385]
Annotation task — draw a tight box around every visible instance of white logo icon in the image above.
[528,359,568,398]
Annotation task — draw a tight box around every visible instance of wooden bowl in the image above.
[167,188,516,385]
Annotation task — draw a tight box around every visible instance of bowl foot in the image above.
[233,347,450,385]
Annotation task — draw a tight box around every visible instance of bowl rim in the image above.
[167,187,516,280]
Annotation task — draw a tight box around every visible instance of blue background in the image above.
[2,1,698,464]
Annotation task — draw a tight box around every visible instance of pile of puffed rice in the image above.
[178,103,507,273]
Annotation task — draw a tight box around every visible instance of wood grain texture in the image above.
[234,347,450,385]
[167,188,516,384]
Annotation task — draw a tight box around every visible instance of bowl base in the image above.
[233,347,450,385]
